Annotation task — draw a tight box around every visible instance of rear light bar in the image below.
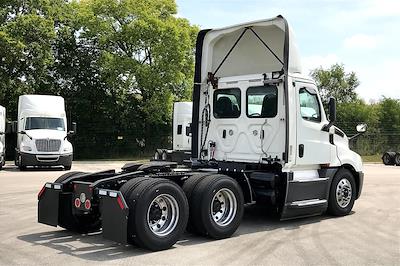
[98,189,127,210]
[38,183,62,199]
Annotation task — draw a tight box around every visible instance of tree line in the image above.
[311,64,400,155]
[1,0,198,159]
[1,1,398,159]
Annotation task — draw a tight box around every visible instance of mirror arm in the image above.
[349,132,365,141]
[18,131,32,140]
[322,121,334,132]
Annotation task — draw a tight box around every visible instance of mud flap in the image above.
[38,183,62,226]
[99,189,129,244]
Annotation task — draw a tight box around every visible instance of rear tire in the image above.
[327,168,356,216]
[395,153,400,166]
[124,178,189,251]
[161,150,168,161]
[382,152,395,165]
[186,174,244,239]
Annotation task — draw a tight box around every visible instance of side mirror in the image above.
[356,123,367,133]
[328,97,336,123]
[68,122,77,135]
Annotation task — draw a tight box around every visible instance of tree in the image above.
[310,63,359,103]
[377,97,400,151]
[0,0,71,119]
[76,0,198,151]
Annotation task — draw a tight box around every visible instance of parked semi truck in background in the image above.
[382,151,400,166]
[154,102,192,163]
[38,16,366,251]
[15,95,76,170]
[0,105,5,170]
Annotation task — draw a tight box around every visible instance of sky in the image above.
[176,0,400,102]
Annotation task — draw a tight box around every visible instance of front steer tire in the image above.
[123,178,189,251]
[327,168,356,216]
[186,174,244,239]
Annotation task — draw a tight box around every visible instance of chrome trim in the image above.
[290,199,327,207]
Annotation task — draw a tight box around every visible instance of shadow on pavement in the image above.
[17,204,344,261]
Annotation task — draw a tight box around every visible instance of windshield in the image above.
[25,117,65,131]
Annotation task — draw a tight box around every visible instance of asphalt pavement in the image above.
[0,162,399,265]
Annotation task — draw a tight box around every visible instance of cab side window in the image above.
[299,87,321,122]
[213,88,241,118]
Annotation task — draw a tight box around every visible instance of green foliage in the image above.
[311,63,400,156]
[0,0,198,159]
[310,63,359,103]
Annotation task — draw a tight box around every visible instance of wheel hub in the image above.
[147,194,179,236]
[149,203,162,221]
[336,178,352,208]
[210,188,237,226]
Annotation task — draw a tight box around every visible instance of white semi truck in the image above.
[0,105,5,169]
[38,16,366,251]
[15,95,76,170]
[154,102,192,163]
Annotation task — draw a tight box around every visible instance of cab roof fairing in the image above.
[199,16,302,83]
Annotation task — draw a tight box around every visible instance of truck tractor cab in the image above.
[191,16,364,218]
[15,95,76,170]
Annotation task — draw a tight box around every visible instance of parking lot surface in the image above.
[0,162,399,265]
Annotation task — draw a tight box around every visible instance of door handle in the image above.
[222,130,226,139]
[299,144,304,158]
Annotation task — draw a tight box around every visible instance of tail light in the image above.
[74,198,81,208]
[84,199,91,210]
[37,186,46,199]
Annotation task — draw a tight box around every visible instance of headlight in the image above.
[21,145,32,151]
[63,146,72,152]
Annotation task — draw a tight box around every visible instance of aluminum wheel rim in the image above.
[210,188,237,226]
[336,178,352,208]
[147,194,179,237]
[162,152,167,160]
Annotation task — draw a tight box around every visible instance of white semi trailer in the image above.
[154,102,192,163]
[0,105,5,169]
[38,16,366,251]
[15,95,76,170]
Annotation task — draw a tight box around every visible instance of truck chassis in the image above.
[38,160,362,251]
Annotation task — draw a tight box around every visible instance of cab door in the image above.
[295,84,333,166]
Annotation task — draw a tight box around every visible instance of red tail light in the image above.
[117,196,124,210]
[74,198,81,208]
[38,186,46,199]
[84,199,91,210]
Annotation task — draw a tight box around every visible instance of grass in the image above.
[361,154,382,163]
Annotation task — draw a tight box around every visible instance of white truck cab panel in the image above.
[173,102,192,151]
